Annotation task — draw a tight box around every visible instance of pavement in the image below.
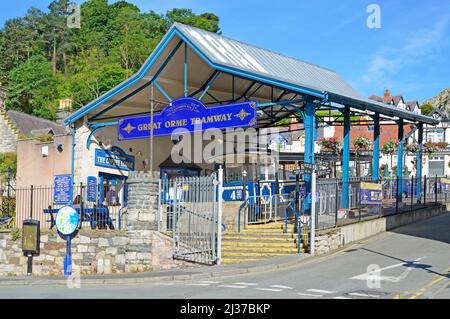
[0,212,450,299]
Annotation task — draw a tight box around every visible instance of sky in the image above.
[0,0,449,103]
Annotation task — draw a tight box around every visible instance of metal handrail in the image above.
[237,198,249,233]
[283,197,308,255]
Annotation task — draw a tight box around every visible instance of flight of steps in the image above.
[221,222,309,265]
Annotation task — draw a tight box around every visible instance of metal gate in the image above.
[163,173,221,265]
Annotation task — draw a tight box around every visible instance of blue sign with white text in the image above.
[54,175,73,205]
[95,147,135,171]
[87,176,97,202]
[118,97,257,140]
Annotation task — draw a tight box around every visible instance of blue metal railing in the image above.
[283,197,308,255]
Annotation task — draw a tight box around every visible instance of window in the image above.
[427,129,444,143]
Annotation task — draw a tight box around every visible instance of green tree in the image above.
[0,0,221,118]
[420,103,433,115]
[67,49,126,108]
[5,55,56,119]
[165,9,220,33]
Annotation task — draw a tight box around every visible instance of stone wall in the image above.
[0,110,18,153]
[313,204,447,255]
[0,229,128,276]
[0,171,195,277]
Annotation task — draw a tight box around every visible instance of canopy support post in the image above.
[304,98,316,214]
[372,113,380,181]
[342,106,350,209]
[416,123,423,203]
[397,119,404,202]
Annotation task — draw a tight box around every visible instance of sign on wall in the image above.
[95,147,135,171]
[360,182,382,205]
[441,178,450,194]
[53,175,73,205]
[118,97,257,141]
[87,176,97,202]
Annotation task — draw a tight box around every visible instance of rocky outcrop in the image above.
[424,88,450,111]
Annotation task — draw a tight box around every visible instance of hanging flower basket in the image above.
[435,142,449,150]
[353,136,371,151]
[423,141,448,154]
[381,140,398,155]
[318,137,341,155]
[406,142,419,154]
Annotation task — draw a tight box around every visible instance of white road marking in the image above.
[307,289,334,294]
[218,285,248,289]
[186,283,211,286]
[350,256,426,283]
[256,288,283,292]
[270,285,294,289]
[233,282,258,286]
[199,281,221,284]
[296,292,323,297]
[334,296,351,299]
[348,292,380,298]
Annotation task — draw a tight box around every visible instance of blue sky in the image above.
[1,0,449,103]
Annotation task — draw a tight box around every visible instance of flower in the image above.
[353,136,371,150]
[318,137,341,154]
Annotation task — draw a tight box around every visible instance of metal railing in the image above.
[237,175,449,234]
[160,174,220,265]
[12,184,126,230]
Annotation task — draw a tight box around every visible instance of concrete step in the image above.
[224,229,295,235]
[221,251,296,258]
[222,235,296,242]
[221,241,301,248]
[222,246,301,254]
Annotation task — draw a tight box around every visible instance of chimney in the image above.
[384,88,390,99]
[56,98,73,126]
[59,98,73,111]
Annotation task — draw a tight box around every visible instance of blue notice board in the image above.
[54,175,73,205]
[87,176,97,202]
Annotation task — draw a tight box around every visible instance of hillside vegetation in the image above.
[0,0,220,120]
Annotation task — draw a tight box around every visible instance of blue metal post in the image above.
[304,99,316,214]
[397,119,404,200]
[184,43,188,97]
[416,123,423,202]
[372,113,380,181]
[342,106,350,209]
[64,236,72,276]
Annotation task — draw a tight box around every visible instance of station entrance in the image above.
[60,23,439,264]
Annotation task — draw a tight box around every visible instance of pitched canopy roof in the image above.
[65,23,439,126]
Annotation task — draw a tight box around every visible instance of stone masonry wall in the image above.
[0,171,195,276]
[0,111,18,153]
[0,229,128,276]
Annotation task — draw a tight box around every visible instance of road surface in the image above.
[1,213,449,299]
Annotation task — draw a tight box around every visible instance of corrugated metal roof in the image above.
[65,22,438,126]
[175,23,361,99]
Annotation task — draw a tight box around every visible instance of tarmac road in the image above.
[1,213,449,299]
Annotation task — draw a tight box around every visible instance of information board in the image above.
[54,175,73,205]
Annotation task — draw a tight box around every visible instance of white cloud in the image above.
[362,15,450,87]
